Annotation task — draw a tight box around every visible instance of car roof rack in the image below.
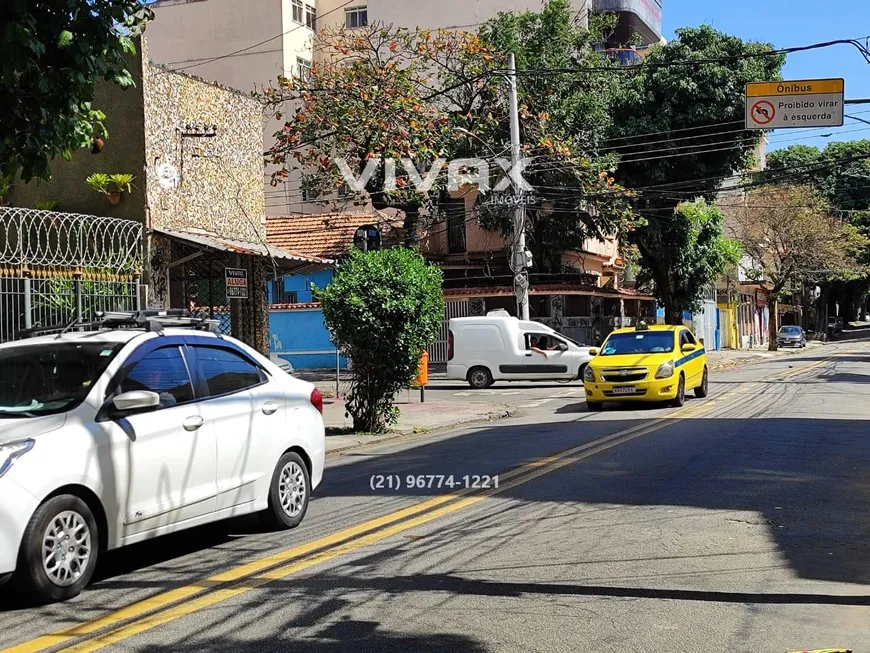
[17,310,222,339]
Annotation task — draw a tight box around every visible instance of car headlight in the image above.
[655,361,675,379]
[583,366,596,382]
[0,439,34,478]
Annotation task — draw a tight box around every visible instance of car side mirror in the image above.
[589,347,600,356]
[681,343,697,353]
[111,390,160,417]
[558,342,568,351]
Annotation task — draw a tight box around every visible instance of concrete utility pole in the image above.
[507,53,530,321]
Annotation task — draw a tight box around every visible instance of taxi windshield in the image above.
[600,331,675,355]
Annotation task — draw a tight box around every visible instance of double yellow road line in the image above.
[4,347,857,653]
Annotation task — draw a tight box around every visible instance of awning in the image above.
[153,227,332,275]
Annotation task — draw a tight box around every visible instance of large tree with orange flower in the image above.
[260,1,634,257]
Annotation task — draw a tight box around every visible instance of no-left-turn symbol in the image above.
[751,100,776,126]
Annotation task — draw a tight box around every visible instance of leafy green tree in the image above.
[262,24,490,245]
[318,248,444,433]
[262,1,634,256]
[473,1,636,272]
[726,184,866,349]
[608,26,785,323]
[765,140,870,320]
[636,199,741,316]
[1,0,153,182]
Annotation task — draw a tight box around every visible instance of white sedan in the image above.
[0,326,325,603]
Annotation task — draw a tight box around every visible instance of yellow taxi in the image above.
[582,322,708,410]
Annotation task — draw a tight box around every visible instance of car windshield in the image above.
[780,327,801,334]
[0,341,124,418]
[600,331,675,355]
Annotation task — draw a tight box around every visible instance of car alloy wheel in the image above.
[278,461,307,518]
[41,511,92,587]
[263,451,311,530]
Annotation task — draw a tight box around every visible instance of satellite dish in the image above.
[353,224,381,252]
[156,162,179,190]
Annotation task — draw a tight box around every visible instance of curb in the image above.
[325,406,516,457]
[707,343,828,372]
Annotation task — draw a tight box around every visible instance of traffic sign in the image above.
[745,78,844,129]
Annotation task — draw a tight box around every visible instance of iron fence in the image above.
[0,207,143,342]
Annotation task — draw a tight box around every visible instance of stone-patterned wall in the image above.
[142,47,265,243]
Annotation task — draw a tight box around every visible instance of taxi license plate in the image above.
[612,386,636,395]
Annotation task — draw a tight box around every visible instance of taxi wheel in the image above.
[671,374,686,407]
[695,367,709,398]
[586,401,603,411]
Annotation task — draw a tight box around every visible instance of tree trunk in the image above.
[403,206,422,248]
[767,295,779,351]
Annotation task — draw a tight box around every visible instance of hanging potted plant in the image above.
[86,173,135,205]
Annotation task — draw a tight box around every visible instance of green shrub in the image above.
[318,248,444,432]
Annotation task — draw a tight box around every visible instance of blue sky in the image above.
[663,0,870,152]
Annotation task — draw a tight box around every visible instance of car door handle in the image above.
[183,415,204,432]
[261,401,279,416]
[525,353,533,357]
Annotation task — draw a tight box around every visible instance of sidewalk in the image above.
[706,341,826,370]
[323,397,512,454]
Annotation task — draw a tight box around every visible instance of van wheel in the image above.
[14,495,99,604]
[468,367,493,389]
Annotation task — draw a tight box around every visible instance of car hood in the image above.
[0,414,67,445]
[590,353,673,369]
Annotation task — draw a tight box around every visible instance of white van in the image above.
[447,313,594,388]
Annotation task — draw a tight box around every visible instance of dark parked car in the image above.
[777,325,806,348]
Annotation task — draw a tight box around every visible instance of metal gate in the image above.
[429,299,471,363]
[0,207,143,342]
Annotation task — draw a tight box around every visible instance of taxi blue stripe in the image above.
[675,348,706,368]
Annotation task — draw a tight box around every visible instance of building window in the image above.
[345,6,367,28]
[292,0,303,24]
[296,56,311,80]
[305,3,316,29]
[337,183,348,199]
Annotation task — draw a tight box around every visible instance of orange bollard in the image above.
[414,350,429,402]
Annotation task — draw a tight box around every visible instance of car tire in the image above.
[586,401,603,411]
[671,374,686,407]
[577,364,588,381]
[14,495,99,604]
[694,366,709,398]
[262,451,311,530]
[467,366,493,389]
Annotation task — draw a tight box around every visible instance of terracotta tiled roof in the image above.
[266,214,402,260]
[443,284,654,298]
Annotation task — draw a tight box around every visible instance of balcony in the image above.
[592,0,663,46]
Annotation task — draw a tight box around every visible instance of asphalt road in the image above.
[2,339,869,653]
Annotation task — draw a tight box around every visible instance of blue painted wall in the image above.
[270,307,348,370]
[268,270,334,304]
